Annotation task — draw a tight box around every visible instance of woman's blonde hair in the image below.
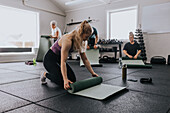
[72,20,92,51]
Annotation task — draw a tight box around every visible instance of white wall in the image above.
[0,0,65,62]
[65,0,170,63]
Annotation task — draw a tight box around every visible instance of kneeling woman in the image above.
[41,21,99,90]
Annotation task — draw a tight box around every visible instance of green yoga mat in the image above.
[68,77,126,100]
[122,56,143,60]
[127,64,152,68]
[68,77,103,93]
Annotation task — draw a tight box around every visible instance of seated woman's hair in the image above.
[129,32,134,37]
[50,20,57,26]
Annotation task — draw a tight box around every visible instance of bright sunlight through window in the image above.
[107,7,137,40]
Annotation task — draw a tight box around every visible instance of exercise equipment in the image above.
[99,56,116,63]
[168,55,170,65]
[36,36,52,62]
[119,57,152,68]
[68,77,126,100]
[141,49,146,53]
[139,40,144,43]
[127,79,138,82]
[141,53,147,57]
[135,29,147,62]
[139,42,145,46]
[140,78,152,83]
[150,56,166,64]
[140,46,145,50]
[80,48,102,67]
[142,56,147,60]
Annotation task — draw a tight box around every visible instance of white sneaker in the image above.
[40,71,47,85]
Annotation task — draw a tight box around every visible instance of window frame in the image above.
[0,4,40,54]
[106,6,138,40]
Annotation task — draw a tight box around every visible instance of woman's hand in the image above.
[92,73,99,77]
[64,79,73,90]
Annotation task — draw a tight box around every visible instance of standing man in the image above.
[87,27,99,49]
[123,32,141,59]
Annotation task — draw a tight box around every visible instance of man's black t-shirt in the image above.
[88,27,97,47]
[123,41,141,56]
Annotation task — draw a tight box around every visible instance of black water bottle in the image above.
[122,64,127,81]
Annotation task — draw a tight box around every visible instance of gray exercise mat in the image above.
[80,49,100,66]
[68,77,126,100]
[121,60,145,65]
[70,84,126,100]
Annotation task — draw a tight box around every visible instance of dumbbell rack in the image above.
[135,29,147,62]
[98,39,123,63]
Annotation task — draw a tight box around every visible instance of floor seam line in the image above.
[3,103,33,113]
[128,89,170,97]
[34,92,67,103]
[0,77,40,85]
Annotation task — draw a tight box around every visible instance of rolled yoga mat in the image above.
[68,77,103,93]
[68,77,126,100]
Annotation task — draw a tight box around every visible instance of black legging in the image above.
[43,49,76,87]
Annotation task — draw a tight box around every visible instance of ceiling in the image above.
[50,0,119,12]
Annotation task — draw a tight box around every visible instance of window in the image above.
[107,6,137,40]
[0,5,39,53]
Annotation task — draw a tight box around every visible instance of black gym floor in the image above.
[0,60,170,113]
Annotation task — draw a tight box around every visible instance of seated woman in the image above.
[123,32,141,59]
[41,20,99,90]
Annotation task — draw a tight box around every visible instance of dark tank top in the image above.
[51,39,74,55]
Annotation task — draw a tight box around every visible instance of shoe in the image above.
[40,72,47,85]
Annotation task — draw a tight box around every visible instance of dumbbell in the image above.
[138,40,144,43]
[142,56,147,60]
[140,78,152,83]
[141,53,146,57]
[139,36,143,39]
[110,39,115,44]
[141,49,146,53]
[139,42,145,46]
[140,46,145,49]
[106,39,111,44]
[103,56,109,61]
[98,39,102,44]
[101,39,106,44]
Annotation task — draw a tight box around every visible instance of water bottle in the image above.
[122,64,127,81]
